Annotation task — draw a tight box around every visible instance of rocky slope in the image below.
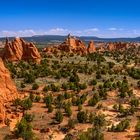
[0,58,18,123]
[3,37,41,63]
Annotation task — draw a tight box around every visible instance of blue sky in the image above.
[0,0,140,37]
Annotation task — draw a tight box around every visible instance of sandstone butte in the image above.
[2,37,41,63]
[0,58,18,123]
[43,34,96,55]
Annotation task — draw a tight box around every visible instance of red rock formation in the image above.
[98,46,105,52]
[107,42,115,51]
[3,37,41,63]
[0,58,18,123]
[107,42,128,51]
[87,41,96,53]
[44,34,87,55]
[59,34,87,55]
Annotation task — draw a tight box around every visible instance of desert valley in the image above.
[0,34,139,140]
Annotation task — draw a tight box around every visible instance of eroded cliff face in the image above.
[3,37,41,63]
[0,58,18,123]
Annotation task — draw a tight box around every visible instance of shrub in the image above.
[108,119,130,132]
[92,114,106,128]
[43,85,50,92]
[34,95,41,102]
[29,93,35,102]
[65,105,72,117]
[130,98,139,107]
[68,119,76,129]
[48,105,53,113]
[23,113,34,122]
[78,104,82,111]
[44,94,53,108]
[135,121,140,132]
[79,83,87,90]
[64,92,71,99]
[77,111,88,123]
[14,118,34,140]
[89,113,95,124]
[88,93,100,106]
[79,127,104,140]
[91,79,97,85]
[62,83,69,91]
[137,81,140,88]
[24,72,36,83]
[13,98,21,107]
[69,74,80,83]
[55,110,63,123]
[21,82,26,88]
[32,83,39,90]
[21,98,32,110]
[51,84,60,92]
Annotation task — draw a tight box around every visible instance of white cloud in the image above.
[119,28,124,31]
[132,29,140,35]
[84,28,99,32]
[0,28,99,37]
[74,28,99,36]
[0,29,37,37]
[0,28,140,38]
[45,28,70,35]
[0,28,71,37]
[108,27,117,31]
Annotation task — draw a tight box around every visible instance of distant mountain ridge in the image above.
[0,35,140,44]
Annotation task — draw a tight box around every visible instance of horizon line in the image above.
[0,34,140,39]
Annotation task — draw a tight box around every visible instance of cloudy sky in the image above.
[0,0,140,38]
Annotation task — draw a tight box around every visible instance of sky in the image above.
[0,0,140,38]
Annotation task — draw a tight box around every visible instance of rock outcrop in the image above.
[3,37,41,63]
[107,42,115,51]
[0,58,18,123]
[43,34,136,55]
[43,34,87,55]
[58,34,87,55]
[107,42,128,51]
[87,41,96,53]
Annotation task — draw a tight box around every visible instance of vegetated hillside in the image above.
[2,42,140,140]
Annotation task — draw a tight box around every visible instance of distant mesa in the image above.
[2,37,41,63]
[0,58,18,123]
